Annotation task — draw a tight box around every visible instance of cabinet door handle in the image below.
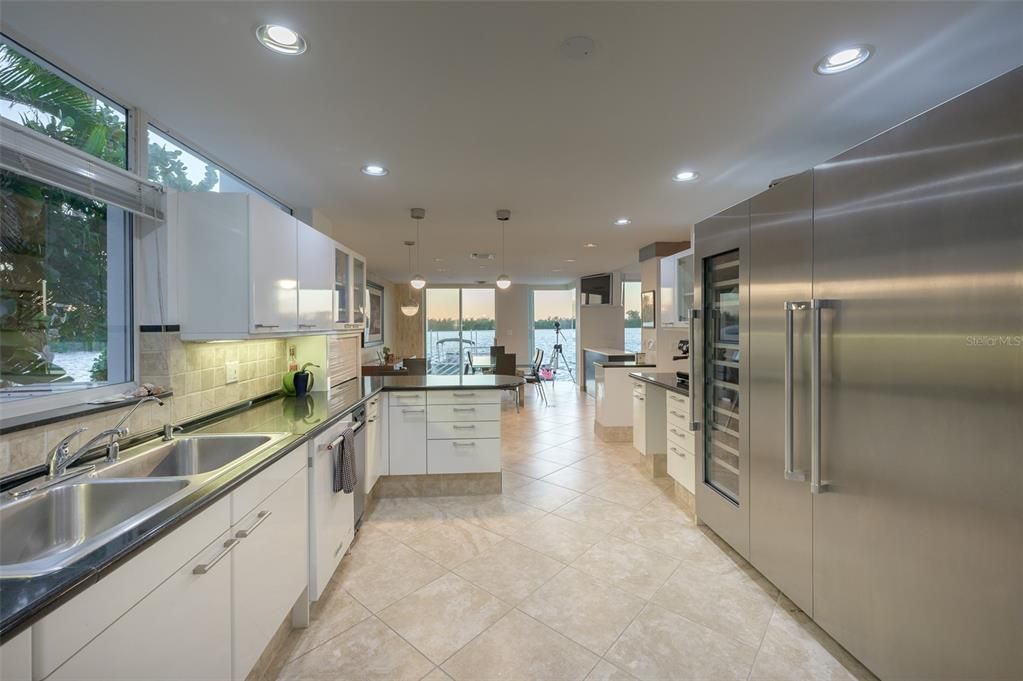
[254,323,280,329]
[452,407,476,412]
[298,323,317,329]
[452,424,476,430]
[453,441,476,448]
[368,418,376,423]
[453,392,477,397]
[402,408,425,413]
[193,538,239,574]
[236,510,272,538]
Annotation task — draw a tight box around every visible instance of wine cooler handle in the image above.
[810,299,833,493]
[688,309,701,432]
[783,301,808,482]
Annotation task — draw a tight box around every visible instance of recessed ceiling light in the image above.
[552,268,562,272]
[433,257,444,262]
[564,258,576,263]
[360,165,388,177]
[815,45,873,75]
[584,243,597,248]
[672,170,699,183]
[613,217,632,226]
[256,24,307,55]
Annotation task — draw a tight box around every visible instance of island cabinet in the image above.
[34,449,308,681]
[388,391,427,475]
[426,390,501,474]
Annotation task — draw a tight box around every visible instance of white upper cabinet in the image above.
[296,221,335,332]
[659,249,694,327]
[174,192,365,339]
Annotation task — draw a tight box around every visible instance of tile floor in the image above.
[274,387,876,681]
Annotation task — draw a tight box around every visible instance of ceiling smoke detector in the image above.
[560,36,596,59]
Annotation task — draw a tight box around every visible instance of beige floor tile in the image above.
[278,617,434,681]
[402,517,505,569]
[651,561,778,647]
[454,539,564,603]
[519,567,645,655]
[749,603,878,681]
[438,494,548,536]
[442,609,599,681]
[540,465,611,493]
[501,469,534,490]
[365,497,454,542]
[557,438,603,454]
[606,605,757,681]
[337,529,446,612]
[570,457,630,476]
[586,478,666,510]
[504,457,566,479]
[585,660,638,681]
[286,586,372,661]
[531,430,580,447]
[379,573,512,665]
[611,516,711,560]
[640,495,696,525]
[553,495,637,532]
[571,538,679,600]
[533,445,591,466]
[506,479,580,511]
[505,513,608,563]
[422,668,455,681]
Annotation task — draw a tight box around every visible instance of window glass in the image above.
[0,170,132,400]
[623,280,641,352]
[0,37,128,168]
[147,126,290,213]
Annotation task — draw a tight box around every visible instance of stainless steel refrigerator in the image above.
[692,66,1022,680]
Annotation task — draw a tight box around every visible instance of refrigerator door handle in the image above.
[810,298,834,493]
[688,309,701,431]
[783,301,809,481]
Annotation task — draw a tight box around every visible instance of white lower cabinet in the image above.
[388,400,427,475]
[232,468,308,681]
[0,628,31,681]
[427,439,501,474]
[47,527,234,681]
[665,391,695,493]
[33,450,309,681]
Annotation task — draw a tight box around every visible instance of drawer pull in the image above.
[395,395,422,400]
[634,395,645,401]
[236,510,272,538]
[670,447,686,457]
[298,323,317,329]
[403,408,425,413]
[452,424,476,430]
[669,410,686,418]
[453,392,477,397]
[452,407,476,412]
[670,428,686,437]
[193,538,239,574]
[453,441,477,448]
[254,323,280,329]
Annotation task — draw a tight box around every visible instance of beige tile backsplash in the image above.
[0,333,288,478]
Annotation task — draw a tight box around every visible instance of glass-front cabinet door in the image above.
[703,250,741,503]
[335,247,350,324]
[352,256,366,325]
[676,252,694,325]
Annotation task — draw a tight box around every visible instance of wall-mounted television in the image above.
[580,273,614,305]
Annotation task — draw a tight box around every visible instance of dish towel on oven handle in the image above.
[333,425,357,494]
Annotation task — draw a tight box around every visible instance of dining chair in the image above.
[494,352,519,412]
[523,348,547,405]
[465,350,475,375]
[404,357,426,376]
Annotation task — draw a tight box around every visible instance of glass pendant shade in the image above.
[400,298,420,316]
[496,274,511,289]
[410,274,426,290]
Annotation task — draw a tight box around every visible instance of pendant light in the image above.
[400,240,420,316]
[495,209,511,289]
[410,208,426,290]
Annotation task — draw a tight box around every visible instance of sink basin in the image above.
[0,479,189,576]
[101,434,282,479]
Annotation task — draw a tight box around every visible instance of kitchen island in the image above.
[582,347,637,394]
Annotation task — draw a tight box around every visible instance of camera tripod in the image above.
[549,323,576,384]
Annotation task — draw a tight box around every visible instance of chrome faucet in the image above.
[162,423,183,441]
[45,395,164,478]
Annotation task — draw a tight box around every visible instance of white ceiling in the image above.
[3,2,1021,284]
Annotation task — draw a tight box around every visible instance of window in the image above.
[424,288,495,375]
[623,280,641,352]
[0,170,132,402]
[530,288,576,382]
[0,36,128,168]
[146,126,290,213]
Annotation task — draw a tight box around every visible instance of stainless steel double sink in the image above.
[0,432,288,578]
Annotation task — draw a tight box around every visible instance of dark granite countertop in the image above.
[0,374,524,640]
[594,361,656,368]
[628,371,690,396]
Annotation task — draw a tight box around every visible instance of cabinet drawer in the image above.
[427,404,501,422]
[428,421,501,440]
[667,392,689,407]
[631,381,646,395]
[388,391,426,406]
[427,438,501,474]
[667,441,695,493]
[428,389,501,405]
[666,405,690,432]
[231,447,305,525]
[666,424,695,453]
